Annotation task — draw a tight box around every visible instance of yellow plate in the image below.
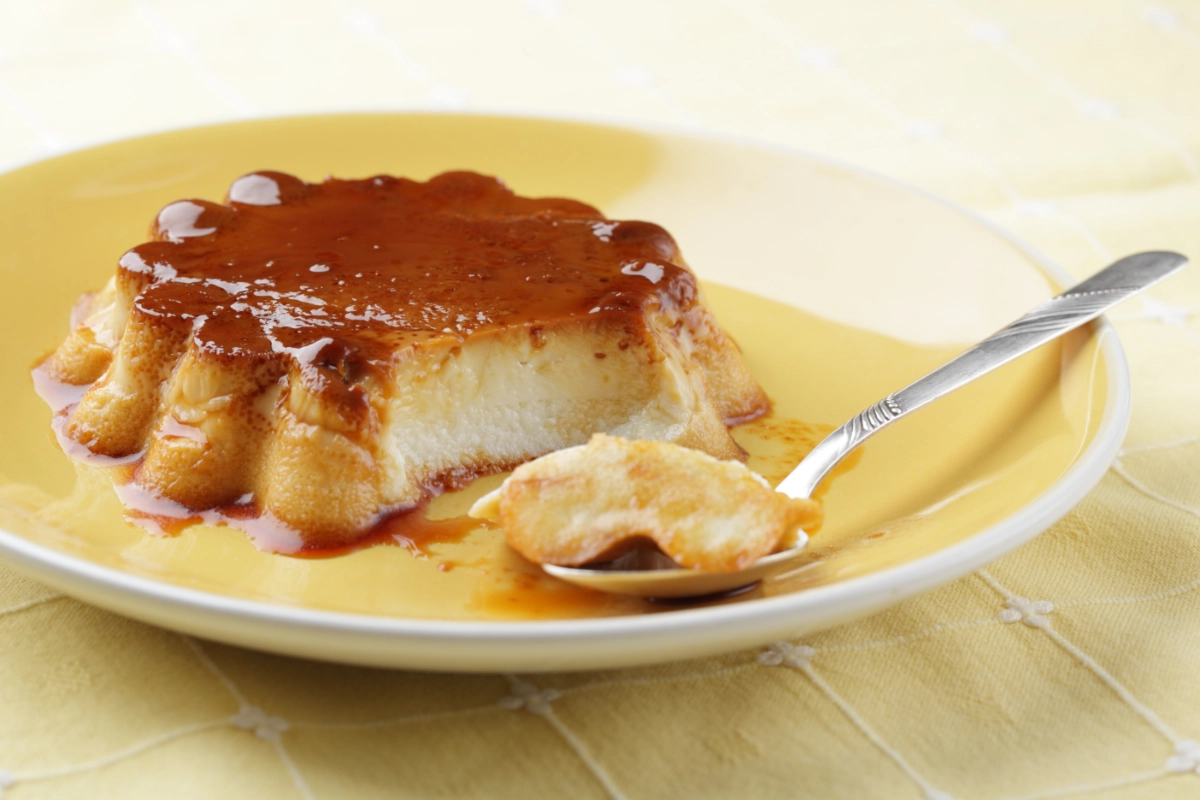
[0,114,1125,672]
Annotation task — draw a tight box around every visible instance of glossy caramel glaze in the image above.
[121,170,692,372]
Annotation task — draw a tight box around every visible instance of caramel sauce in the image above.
[469,563,649,618]
[122,170,692,372]
[734,415,863,503]
[116,475,473,562]
[32,368,141,467]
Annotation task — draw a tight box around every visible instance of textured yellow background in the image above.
[3,1,1200,798]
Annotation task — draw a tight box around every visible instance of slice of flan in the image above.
[36,170,769,547]
[470,433,821,572]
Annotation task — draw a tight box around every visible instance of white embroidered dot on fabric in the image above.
[1143,6,1182,30]
[1136,297,1196,328]
[970,21,1010,46]
[1166,740,1200,774]
[998,597,1055,628]
[615,67,653,87]
[1079,98,1120,120]
[0,769,14,798]
[1014,199,1061,217]
[230,705,291,743]
[798,47,837,70]
[901,121,945,142]
[760,640,956,799]
[501,682,561,715]
[757,642,816,669]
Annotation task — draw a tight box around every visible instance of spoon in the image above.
[541,251,1188,598]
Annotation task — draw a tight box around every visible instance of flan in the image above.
[469,434,821,572]
[35,170,769,547]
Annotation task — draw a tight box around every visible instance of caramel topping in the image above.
[118,170,692,370]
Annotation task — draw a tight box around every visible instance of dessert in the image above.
[35,170,769,547]
[469,434,822,572]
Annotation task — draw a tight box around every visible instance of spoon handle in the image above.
[774,251,1188,500]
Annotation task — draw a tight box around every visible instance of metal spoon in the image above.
[542,251,1188,598]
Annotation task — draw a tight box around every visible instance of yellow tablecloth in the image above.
[3,2,1199,797]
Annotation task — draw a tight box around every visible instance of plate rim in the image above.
[0,111,1131,671]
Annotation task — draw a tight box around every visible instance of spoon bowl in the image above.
[542,532,809,598]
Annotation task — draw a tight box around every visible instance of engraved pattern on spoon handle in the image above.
[775,251,1187,500]
[842,395,903,442]
[985,290,1137,343]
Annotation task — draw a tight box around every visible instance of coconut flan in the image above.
[35,170,769,547]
